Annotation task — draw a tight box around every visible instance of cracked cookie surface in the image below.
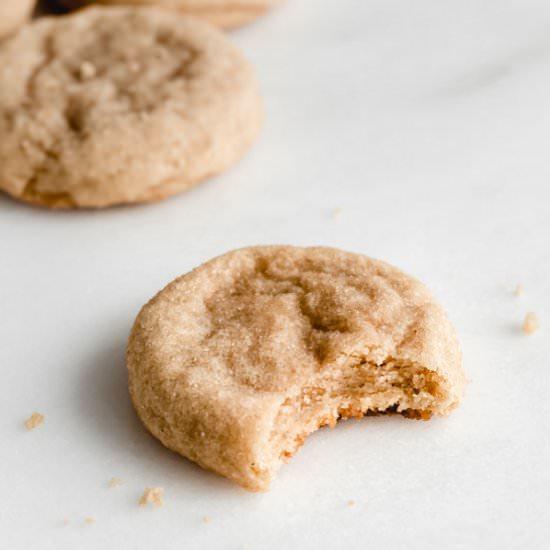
[127,246,466,491]
[0,6,262,208]
[58,0,281,29]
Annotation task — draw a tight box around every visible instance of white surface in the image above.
[1,1,550,548]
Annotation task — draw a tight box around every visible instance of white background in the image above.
[1,0,549,548]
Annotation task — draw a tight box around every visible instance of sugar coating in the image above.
[0,6,263,208]
[57,0,282,29]
[0,0,34,40]
[127,246,466,491]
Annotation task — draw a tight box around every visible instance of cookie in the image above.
[0,6,262,208]
[127,246,466,492]
[0,0,35,40]
[58,0,281,29]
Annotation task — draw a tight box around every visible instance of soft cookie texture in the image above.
[58,0,281,29]
[0,7,262,208]
[128,246,466,492]
[0,0,35,40]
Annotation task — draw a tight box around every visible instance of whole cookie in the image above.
[0,0,35,40]
[58,0,281,29]
[128,246,466,491]
[0,7,262,208]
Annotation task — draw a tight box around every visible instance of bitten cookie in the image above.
[0,7,262,208]
[0,0,35,40]
[58,0,281,29]
[127,246,466,492]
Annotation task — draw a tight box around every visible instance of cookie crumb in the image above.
[513,284,524,297]
[79,61,97,80]
[346,500,355,507]
[202,516,211,524]
[523,312,539,335]
[139,487,164,507]
[24,411,44,430]
[84,518,96,526]
[109,477,123,488]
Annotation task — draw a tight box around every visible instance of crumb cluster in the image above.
[139,487,164,507]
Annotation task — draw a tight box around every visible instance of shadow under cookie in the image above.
[75,322,239,492]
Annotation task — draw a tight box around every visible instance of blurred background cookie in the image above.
[0,0,36,40]
[56,0,282,28]
[0,6,263,208]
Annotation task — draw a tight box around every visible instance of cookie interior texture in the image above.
[0,6,262,208]
[58,0,281,29]
[128,246,466,491]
